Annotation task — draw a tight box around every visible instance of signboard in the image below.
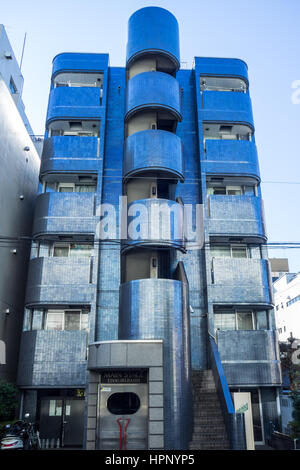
[233,392,255,450]
[100,369,148,384]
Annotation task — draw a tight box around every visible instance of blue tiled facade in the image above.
[17,6,280,450]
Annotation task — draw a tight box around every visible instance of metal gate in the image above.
[97,383,148,450]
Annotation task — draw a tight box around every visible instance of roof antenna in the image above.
[20,32,27,71]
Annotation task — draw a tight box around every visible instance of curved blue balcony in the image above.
[47,87,102,123]
[124,198,185,251]
[124,130,184,181]
[208,195,266,239]
[33,192,96,237]
[210,258,273,306]
[17,330,87,387]
[40,136,100,176]
[200,91,254,126]
[195,57,249,84]
[119,278,185,338]
[25,257,95,306]
[52,52,109,77]
[203,140,260,179]
[216,330,281,386]
[126,7,180,70]
[125,72,182,121]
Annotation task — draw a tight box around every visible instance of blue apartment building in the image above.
[17,7,281,450]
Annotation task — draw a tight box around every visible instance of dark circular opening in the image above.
[107,392,140,415]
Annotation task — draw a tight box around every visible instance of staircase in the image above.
[189,370,230,450]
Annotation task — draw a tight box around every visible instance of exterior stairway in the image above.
[189,370,230,450]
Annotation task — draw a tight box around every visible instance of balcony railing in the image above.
[208,195,265,239]
[124,130,184,181]
[25,257,95,306]
[33,192,96,236]
[203,139,260,179]
[210,258,273,305]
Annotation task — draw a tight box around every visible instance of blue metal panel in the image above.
[119,278,191,449]
[17,330,87,387]
[52,52,109,77]
[210,258,273,305]
[40,136,100,175]
[25,257,95,306]
[33,192,96,236]
[217,330,282,386]
[208,195,266,238]
[124,130,184,181]
[201,91,254,126]
[125,198,185,251]
[47,87,102,123]
[194,57,249,83]
[126,7,180,69]
[125,71,182,121]
[203,140,260,178]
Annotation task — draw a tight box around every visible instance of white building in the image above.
[274,272,300,342]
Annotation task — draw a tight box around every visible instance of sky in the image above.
[2,0,300,271]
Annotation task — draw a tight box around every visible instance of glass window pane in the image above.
[45,182,56,193]
[75,185,96,192]
[213,187,226,195]
[214,313,236,330]
[65,311,81,330]
[250,245,261,259]
[256,311,268,330]
[58,186,74,192]
[231,246,248,258]
[81,313,89,331]
[211,245,231,257]
[237,312,253,330]
[53,245,69,257]
[207,187,214,196]
[69,244,92,257]
[244,185,255,195]
[46,312,64,330]
[227,186,242,195]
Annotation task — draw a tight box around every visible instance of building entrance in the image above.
[39,395,85,448]
[97,370,148,450]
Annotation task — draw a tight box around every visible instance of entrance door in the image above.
[97,383,148,450]
[39,397,84,448]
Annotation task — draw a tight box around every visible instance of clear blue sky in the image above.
[2,0,300,271]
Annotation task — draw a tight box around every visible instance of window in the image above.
[52,243,93,257]
[44,181,97,193]
[211,244,247,258]
[9,77,17,94]
[200,76,247,92]
[107,393,140,415]
[46,309,88,331]
[207,184,255,196]
[53,72,103,89]
[287,294,300,307]
[210,244,262,259]
[214,309,268,331]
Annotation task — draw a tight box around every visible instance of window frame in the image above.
[45,308,89,331]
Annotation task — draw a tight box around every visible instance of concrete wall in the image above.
[0,76,40,382]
